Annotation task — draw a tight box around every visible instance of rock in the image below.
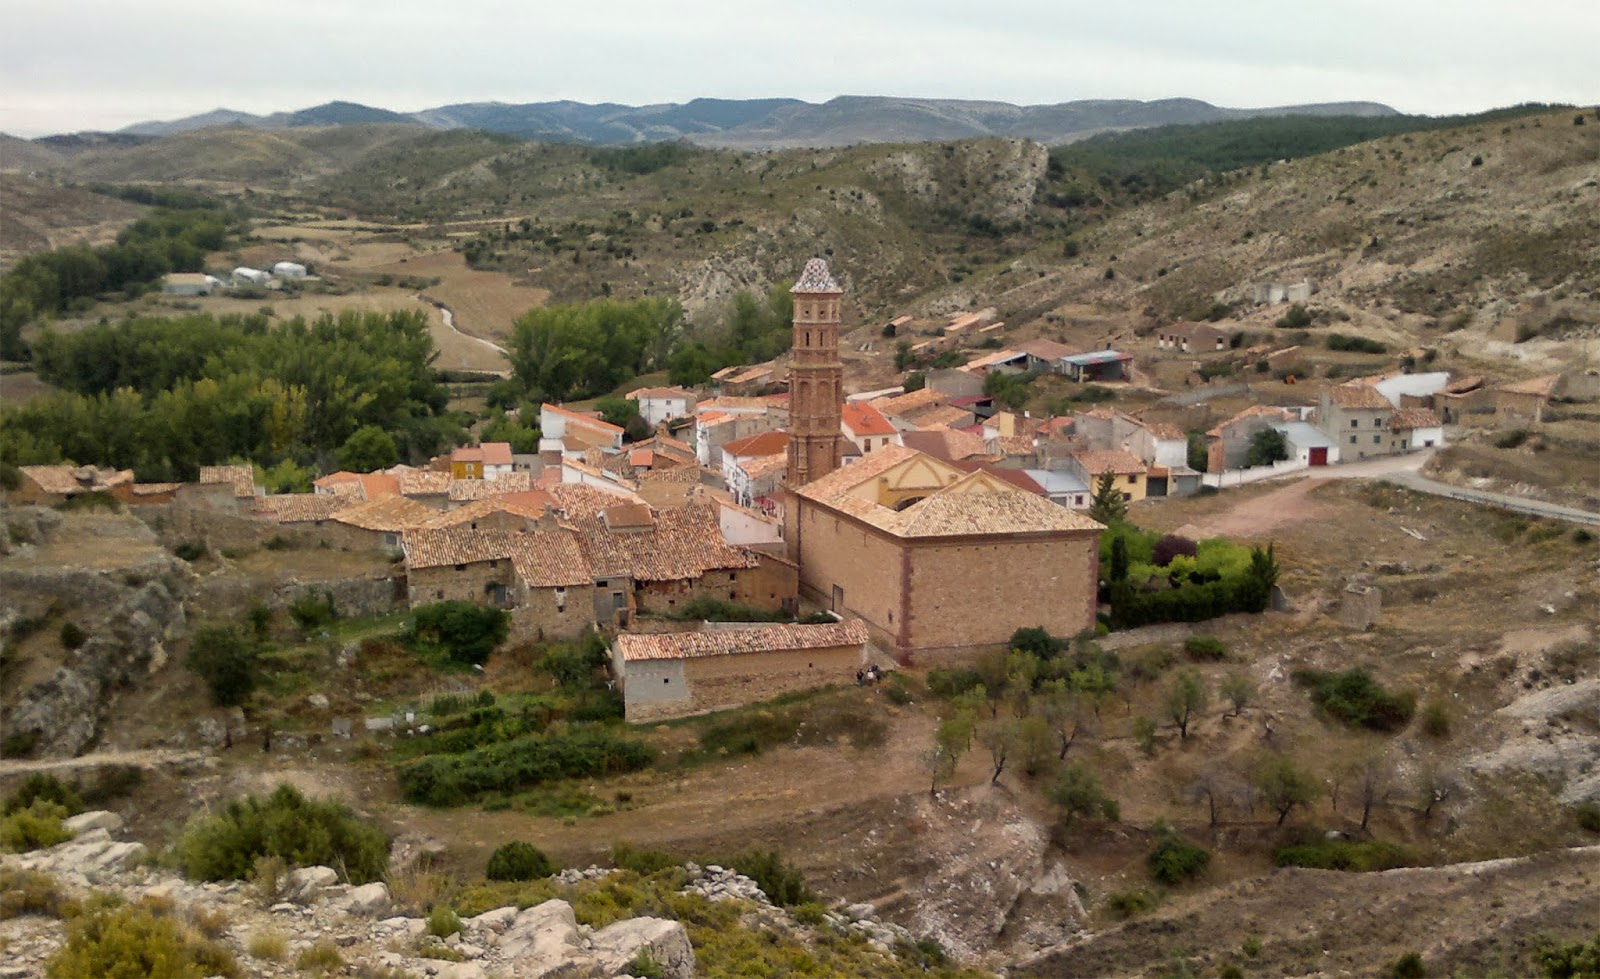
[590,917,696,979]
[307,693,331,709]
[467,906,519,934]
[499,899,582,968]
[270,902,299,914]
[64,810,123,835]
[286,866,340,901]
[844,902,875,921]
[343,881,391,915]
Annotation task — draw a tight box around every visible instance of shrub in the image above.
[1148,826,1211,885]
[1534,933,1600,978]
[287,590,338,633]
[1293,667,1416,732]
[244,928,287,961]
[1389,950,1427,978]
[173,541,207,562]
[1276,303,1312,329]
[1420,700,1451,738]
[716,849,814,906]
[405,601,509,666]
[672,596,790,623]
[46,903,239,978]
[1009,626,1064,661]
[184,625,257,708]
[486,841,558,882]
[1050,764,1119,825]
[1574,802,1600,834]
[426,905,462,938]
[612,842,676,875]
[1183,635,1228,661]
[397,729,655,806]
[1152,534,1198,567]
[627,949,667,979]
[246,603,272,640]
[188,906,229,939]
[294,940,345,975]
[1326,333,1387,354]
[174,784,389,884]
[0,800,74,852]
[4,773,83,815]
[1274,837,1416,872]
[1573,528,1595,546]
[1495,429,1530,449]
[1104,889,1155,919]
[0,867,76,920]
[927,667,984,699]
[58,621,87,650]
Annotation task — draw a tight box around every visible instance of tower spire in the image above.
[786,258,844,487]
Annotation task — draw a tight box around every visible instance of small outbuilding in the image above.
[232,267,270,286]
[611,619,868,722]
[271,261,307,279]
[162,272,222,296]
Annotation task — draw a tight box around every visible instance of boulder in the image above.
[499,899,583,971]
[590,917,696,979]
[467,906,520,934]
[64,810,123,835]
[342,881,391,915]
[285,866,340,901]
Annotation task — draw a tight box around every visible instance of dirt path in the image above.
[1175,478,1339,540]
[0,749,209,777]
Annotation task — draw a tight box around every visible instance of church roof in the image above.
[791,258,841,294]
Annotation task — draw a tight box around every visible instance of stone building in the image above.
[10,466,134,506]
[402,526,595,639]
[784,445,1102,662]
[327,495,437,550]
[1316,383,1396,461]
[611,620,868,722]
[786,259,846,487]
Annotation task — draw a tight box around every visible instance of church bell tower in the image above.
[786,258,845,487]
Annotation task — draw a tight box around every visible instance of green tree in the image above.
[1186,431,1209,472]
[1255,755,1318,825]
[1088,472,1128,525]
[406,602,509,666]
[595,396,640,431]
[337,425,399,472]
[1244,427,1289,468]
[1164,668,1208,740]
[185,625,257,708]
[1049,764,1119,826]
[1220,670,1257,717]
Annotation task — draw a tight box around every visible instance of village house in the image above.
[539,404,625,459]
[449,442,514,480]
[1389,407,1445,452]
[925,368,986,400]
[448,471,534,503]
[1492,374,1564,427]
[723,448,788,509]
[1270,420,1341,467]
[625,386,697,427]
[711,364,778,396]
[402,526,595,640]
[251,494,351,540]
[784,445,1102,662]
[325,495,436,550]
[959,348,1029,375]
[1066,449,1149,503]
[189,465,259,512]
[1013,338,1080,375]
[716,498,784,546]
[397,469,454,508]
[610,620,868,722]
[840,401,899,455]
[10,466,135,506]
[1205,405,1298,472]
[1022,468,1092,509]
[1059,350,1133,383]
[1156,322,1228,353]
[271,261,307,279]
[1316,383,1397,461]
[694,400,787,468]
[899,427,992,464]
[161,272,223,296]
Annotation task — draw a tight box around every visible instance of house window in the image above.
[1075,495,1084,506]
[1401,439,1408,450]
[555,587,567,611]
[1373,435,1381,445]
[1126,474,1136,485]
[1350,419,1358,428]
[1349,436,1357,445]
[663,677,670,684]
[454,563,466,571]
[436,590,444,599]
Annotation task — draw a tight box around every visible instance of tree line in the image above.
[0,205,243,361]
[1,310,462,481]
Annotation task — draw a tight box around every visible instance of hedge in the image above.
[397,728,655,807]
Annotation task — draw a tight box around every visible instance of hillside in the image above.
[105,95,1399,148]
[0,173,147,271]
[0,134,64,172]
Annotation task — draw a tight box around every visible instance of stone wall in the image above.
[622,644,863,722]
[508,588,595,642]
[191,574,405,620]
[407,560,517,608]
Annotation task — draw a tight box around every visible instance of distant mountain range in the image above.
[109,96,1399,149]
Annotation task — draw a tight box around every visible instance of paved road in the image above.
[1239,449,1600,526]
[0,749,210,777]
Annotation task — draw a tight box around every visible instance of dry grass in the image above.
[245,927,288,962]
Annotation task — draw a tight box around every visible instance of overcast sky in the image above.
[3,0,1596,136]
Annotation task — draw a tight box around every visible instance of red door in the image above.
[1309,447,1328,466]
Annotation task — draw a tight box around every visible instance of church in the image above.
[781,259,1103,663]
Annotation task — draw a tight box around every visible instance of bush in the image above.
[287,590,338,633]
[244,928,287,961]
[58,621,87,650]
[1293,667,1416,732]
[184,625,257,708]
[1572,528,1594,546]
[173,541,207,562]
[1574,802,1600,833]
[0,867,76,920]
[1183,635,1228,661]
[1153,535,1198,567]
[4,773,83,815]
[486,841,558,882]
[672,596,790,623]
[174,784,389,884]
[716,849,814,906]
[1389,951,1428,978]
[628,949,668,979]
[1420,700,1451,738]
[1104,889,1155,919]
[46,903,239,978]
[927,667,984,699]
[1326,333,1387,354]
[426,905,462,938]
[0,800,74,852]
[397,729,655,807]
[294,940,344,975]
[1274,837,1416,872]
[1050,764,1119,825]
[1534,933,1600,978]
[1276,303,1312,329]
[1148,826,1211,884]
[1495,429,1530,449]
[406,601,509,666]
[612,842,677,876]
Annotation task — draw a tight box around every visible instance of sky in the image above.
[3,0,1597,136]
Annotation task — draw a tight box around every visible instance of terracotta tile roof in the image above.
[723,431,789,458]
[1036,416,1075,435]
[1161,321,1225,338]
[1138,420,1187,440]
[399,469,453,495]
[1389,407,1443,429]
[543,403,624,435]
[572,503,759,581]
[1326,384,1394,410]
[631,433,696,458]
[19,465,133,495]
[841,401,895,437]
[900,427,989,462]
[405,525,593,586]
[1072,449,1148,475]
[870,388,947,418]
[199,465,256,498]
[546,482,647,520]
[906,404,975,429]
[321,481,366,501]
[723,365,774,385]
[252,494,345,523]
[331,495,436,532]
[617,619,867,662]
[794,445,930,505]
[960,349,1025,371]
[949,460,1044,494]
[637,464,710,485]
[403,527,518,569]
[420,493,555,530]
[314,471,361,489]
[1444,374,1484,394]
[357,473,400,500]
[739,454,788,480]
[994,435,1037,457]
[885,469,1102,536]
[448,472,534,501]
[698,396,786,414]
[1206,405,1295,437]
[626,386,694,401]
[480,442,514,466]
[130,482,182,496]
[1496,374,1561,398]
[601,503,656,530]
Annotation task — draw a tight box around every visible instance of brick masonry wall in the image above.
[791,500,906,632]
